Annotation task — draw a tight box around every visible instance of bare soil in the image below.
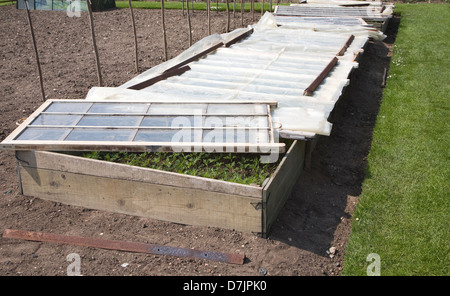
[0,5,398,277]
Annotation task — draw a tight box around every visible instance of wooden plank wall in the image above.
[262,141,306,237]
[16,151,263,234]
[15,139,306,236]
[262,140,306,237]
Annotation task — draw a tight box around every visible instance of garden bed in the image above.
[15,139,306,237]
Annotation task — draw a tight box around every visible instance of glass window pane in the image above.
[134,129,195,143]
[141,116,198,127]
[77,116,142,127]
[147,104,206,115]
[65,129,134,141]
[141,116,194,127]
[249,130,269,143]
[5,100,274,152]
[202,129,226,143]
[15,128,70,141]
[204,116,268,128]
[45,102,92,113]
[89,103,149,114]
[30,114,82,126]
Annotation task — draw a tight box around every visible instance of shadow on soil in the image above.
[268,16,400,256]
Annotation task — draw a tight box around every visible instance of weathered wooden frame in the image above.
[1,99,285,155]
[15,140,305,237]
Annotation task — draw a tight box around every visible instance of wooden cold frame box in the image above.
[15,140,307,238]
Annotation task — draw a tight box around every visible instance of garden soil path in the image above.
[0,6,398,276]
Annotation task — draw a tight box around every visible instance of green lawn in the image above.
[0,1,15,6]
[343,3,450,276]
[0,0,283,10]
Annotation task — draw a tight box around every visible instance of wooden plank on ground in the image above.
[3,229,245,264]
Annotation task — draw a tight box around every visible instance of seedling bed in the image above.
[15,140,306,237]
